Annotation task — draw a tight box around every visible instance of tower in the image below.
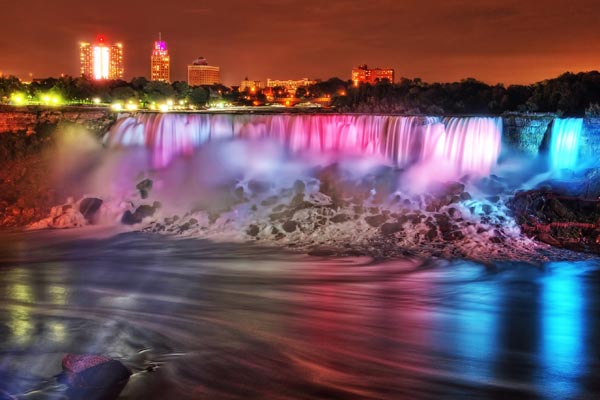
[151,33,170,82]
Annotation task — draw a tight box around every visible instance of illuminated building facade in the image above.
[80,36,124,80]
[266,78,316,93]
[187,57,221,86]
[351,65,395,86]
[240,77,263,92]
[151,34,170,82]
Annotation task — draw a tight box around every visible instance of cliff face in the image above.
[502,115,553,155]
[0,106,115,135]
[0,107,117,227]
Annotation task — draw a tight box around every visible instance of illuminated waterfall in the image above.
[105,114,503,177]
[549,118,584,172]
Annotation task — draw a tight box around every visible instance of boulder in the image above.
[79,198,103,222]
[60,354,131,400]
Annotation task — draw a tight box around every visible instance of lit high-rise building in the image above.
[151,33,170,82]
[351,65,394,86]
[187,57,221,86]
[80,36,124,80]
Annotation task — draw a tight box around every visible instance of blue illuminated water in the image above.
[549,118,584,172]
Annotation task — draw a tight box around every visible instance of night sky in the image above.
[1,0,599,85]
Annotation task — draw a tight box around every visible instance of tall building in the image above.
[80,36,124,80]
[266,78,316,94]
[351,65,394,86]
[150,33,170,82]
[187,57,221,86]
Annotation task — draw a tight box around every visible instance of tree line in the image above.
[1,71,600,115]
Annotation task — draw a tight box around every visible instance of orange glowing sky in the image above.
[1,0,599,85]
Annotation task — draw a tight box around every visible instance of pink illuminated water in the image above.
[105,114,503,177]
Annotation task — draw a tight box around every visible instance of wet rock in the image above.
[460,192,472,201]
[381,222,402,235]
[282,220,298,233]
[293,180,306,194]
[234,186,245,201]
[121,202,160,225]
[247,224,260,236]
[331,214,351,223]
[260,196,279,207]
[61,354,131,400]
[481,204,493,215]
[79,198,103,222]
[365,214,387,227]
[248,179,271,194]
[136,179,153,199]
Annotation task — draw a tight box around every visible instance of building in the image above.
[351,65,394,86]
[266,78,316,94]
[150,34,170,82]
[80,35,124,80]
[187,57,220,86]
[240,77,263,92]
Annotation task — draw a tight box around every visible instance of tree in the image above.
[188,87,208,105]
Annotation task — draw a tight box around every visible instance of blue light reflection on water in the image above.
[540,262,586,399]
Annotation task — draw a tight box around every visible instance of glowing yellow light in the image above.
[10,92,26,105]
[51,97,60,104]
[126,103,138,111]
[111,103,123,111]
[166,99,174,106]
[159,104,169,112]
[178,100,185,105]
[92,97,101,104]
[42,95,51,103]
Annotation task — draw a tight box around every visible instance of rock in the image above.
[121,203,159,225]
[331,214,351,223]
[365,214,387,227]
[381,222,402,235]
[79,198,103,222]
[460,192,472,201]
[60,354,131,400]
[136,179,153,199]
[247,224,260,236]
[260,196,279,207]
[481,204,493,215]
[248,180,271,194]
[282,220,298,233]
[293,180,306,194]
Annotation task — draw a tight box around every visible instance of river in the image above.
[0,230,598,399]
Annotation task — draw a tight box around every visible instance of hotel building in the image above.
[351,65,395,86]
[80,36,124,80]
[266,78,316,93]
[188,57,221,86]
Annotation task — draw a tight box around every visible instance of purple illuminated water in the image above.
[106,114,502,178]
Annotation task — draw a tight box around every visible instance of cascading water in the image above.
[549,118,584,172]
[105,113,503,178]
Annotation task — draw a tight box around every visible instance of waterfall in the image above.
[549,118,584,172]
[105,113,503,178]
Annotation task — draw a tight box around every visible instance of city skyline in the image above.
[1,0,600,85]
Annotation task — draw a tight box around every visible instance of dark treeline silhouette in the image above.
[332,72,600,116]
[2,72,600,115]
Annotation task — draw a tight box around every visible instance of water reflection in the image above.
[540,262,586,399]
[0,232,598,399]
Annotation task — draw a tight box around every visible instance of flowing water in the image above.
[0,230,599,399]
